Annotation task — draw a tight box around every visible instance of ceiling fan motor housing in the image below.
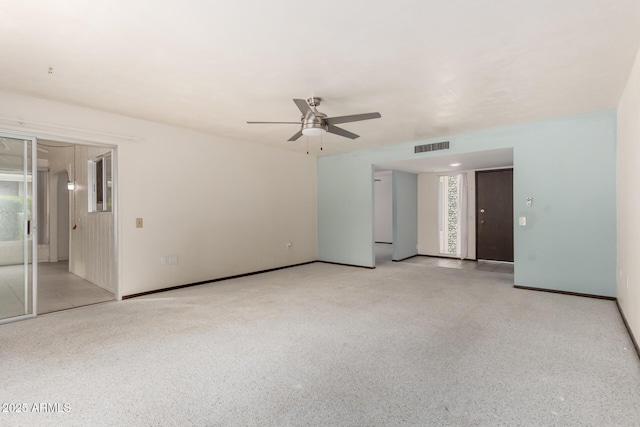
[303,108,327,133]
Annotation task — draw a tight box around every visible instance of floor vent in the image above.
[415,141,450,153]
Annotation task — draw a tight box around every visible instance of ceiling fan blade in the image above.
[288,130,304,141]
[247,121,300,124]
[324,112,381,125]
[327,124,359,139]
[293,99,315,118]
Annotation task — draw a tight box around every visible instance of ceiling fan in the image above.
[247,97,381,141]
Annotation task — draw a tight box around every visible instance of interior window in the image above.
[89,153,112,213]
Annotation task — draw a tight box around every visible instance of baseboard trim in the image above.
[123,261,317,299]
[417,254,477,261]
[514,285,616,301]
[318,261,376,269]
[616,300,640,360]
[393,254,419,262]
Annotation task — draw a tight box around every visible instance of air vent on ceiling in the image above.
[0,141,11,152]
[414,141,449,154]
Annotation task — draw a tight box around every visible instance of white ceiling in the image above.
[1,1,639,156]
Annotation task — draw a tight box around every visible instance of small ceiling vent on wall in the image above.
[0,139,13,152]
[414,141,450,153]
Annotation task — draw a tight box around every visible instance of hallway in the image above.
[375,243,515,274]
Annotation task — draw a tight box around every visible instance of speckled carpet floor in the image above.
[1,259,639,426]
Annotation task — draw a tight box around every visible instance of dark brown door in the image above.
[476,169,513,262]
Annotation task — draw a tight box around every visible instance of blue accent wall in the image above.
[318,109,617,296]
[392,171,418,261]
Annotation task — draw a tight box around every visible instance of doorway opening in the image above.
[37,140,117,314]
[373,148,514,274]
[0,133,118,324]
[374,170,393,265]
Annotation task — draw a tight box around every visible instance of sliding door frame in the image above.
[0,132,37,324]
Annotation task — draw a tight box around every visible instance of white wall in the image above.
[617,47,640,343]
[45,150,73,262]
[0,91,318,297]
[44,145,74,263]
[417,170,476,259]
[392,170,418,261]
[374,171,392,243]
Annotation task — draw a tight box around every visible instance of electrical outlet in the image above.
[160,256,167,265]
[136,218,143,228]
[168,255,178,265]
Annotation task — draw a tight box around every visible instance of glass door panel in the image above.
[0,135,35,321]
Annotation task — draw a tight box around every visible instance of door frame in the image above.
[474,167,514,262]
[0,132,38,324]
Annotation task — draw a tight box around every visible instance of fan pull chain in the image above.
[320,132,323,151]
[306,136,309,155]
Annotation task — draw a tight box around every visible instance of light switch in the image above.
[519,216,527,226]
[136,218,143,228]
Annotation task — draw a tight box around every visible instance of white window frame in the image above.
[88,152,112,213]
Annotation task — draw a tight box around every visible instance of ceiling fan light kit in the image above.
[247,97,381,142]
[301,127,326,137]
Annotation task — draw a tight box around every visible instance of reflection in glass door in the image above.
[0,135,36,322]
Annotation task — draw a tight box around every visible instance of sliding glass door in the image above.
[0,135,36,322]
